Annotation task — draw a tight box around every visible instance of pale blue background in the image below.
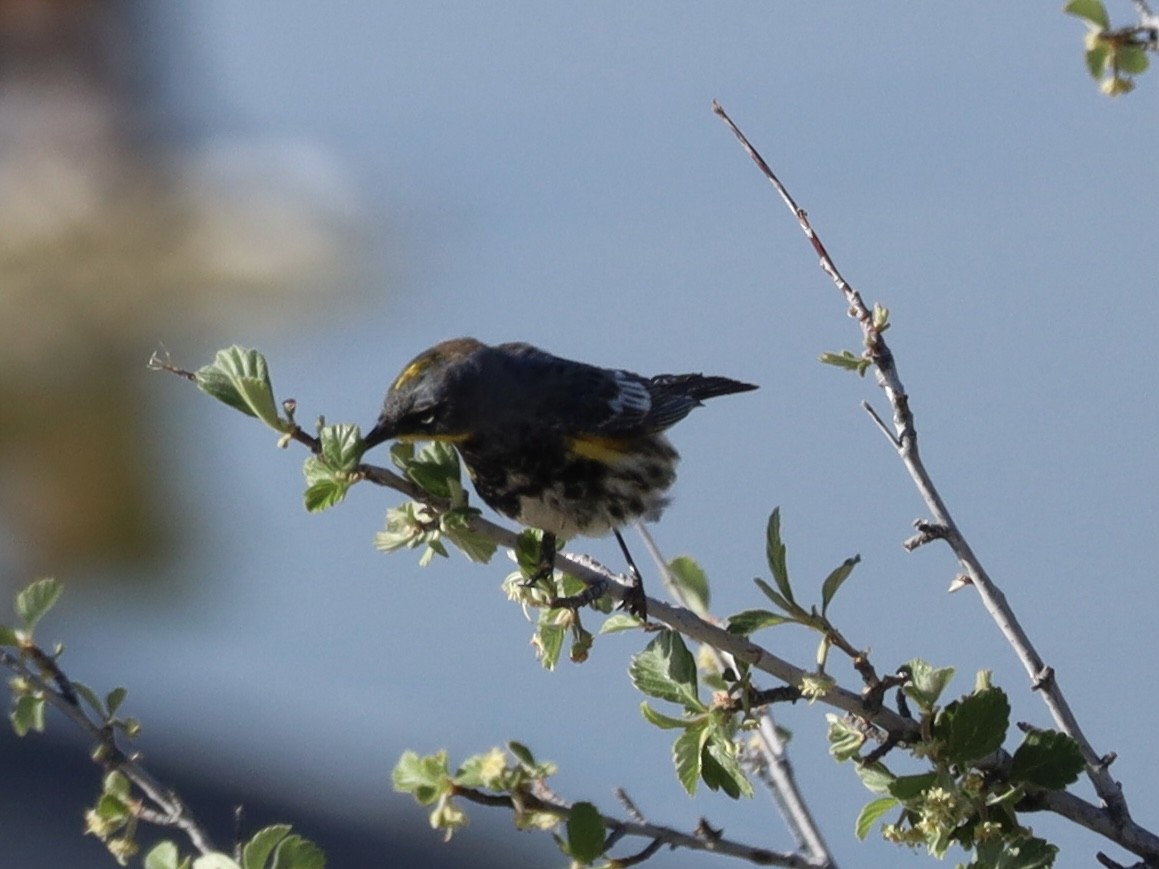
[40,3,1159,867]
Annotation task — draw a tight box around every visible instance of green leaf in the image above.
[106,687,128,717]
[507,741,537,769]
[392,751,450,805]
[1118,44,1150,74]
[969,834,1058,869]
[855,796,898,840]
[701,732,753,798]
[666,556,709,613]
[15,577,62,632]
[71,681,106,718]
[753,578,797,617]
[195,347,283,430]
[726,609,791,636]
[1084,39,1111,77]
[440,509,497,564]
[598,613,642,634]
[820,555,860,617]
[819,350,871,375]
[903,659,955,712]
[0,624,20,646]
[193,857,243,869]
[887,771,937,802]
[404,441,462,499]
[318,424,363,472]
[765,509,793,603]
[10,693,45,736]
[673,723,706,795]
[241,825,291,869]
[1010,729,1085,790]
[627,630,702,710]
[825,713,865,761]
[640,702,694,730]
[939,687,1010,764]
[565,802,605,864]
[855,761,896,795]
[534,619,565,671]
[268,834,324,869]
[1064,0,1109,29]
[302,457,352,512]
[145,841,183,869]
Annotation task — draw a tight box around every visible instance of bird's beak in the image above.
[361,419,395,451]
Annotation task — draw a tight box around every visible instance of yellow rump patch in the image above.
[567,434,633,464]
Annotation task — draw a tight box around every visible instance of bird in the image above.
[361,338,757,619]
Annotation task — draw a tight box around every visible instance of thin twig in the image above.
[0,648,216,855]
[712,102,1152,855]
[453,784,813,867]
[637,526,835,869]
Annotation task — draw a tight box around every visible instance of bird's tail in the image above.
[648,373,758,402]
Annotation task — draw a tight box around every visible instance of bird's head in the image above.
[362,338,486,450]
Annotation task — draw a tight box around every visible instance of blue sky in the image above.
[36,3,1159,866]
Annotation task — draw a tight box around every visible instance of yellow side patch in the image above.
[567,434,632,464]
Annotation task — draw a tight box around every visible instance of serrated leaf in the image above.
[10,693,45,736]
[145,841,182,869]
[1065,0,1109,29]
[241,825,291,869]
[970,834,1058,869]
[903,659,955,712]
[667,556,709,613]
[302,457,351,512]
[673,723,706,795]
[940,687,1010,764]
[641,702,693,730]
[268,834,324,869]
[440,510,497,564]
[565,802,605,863]
[392,751,450,805]
[765,509,793,603]
[15,578,62,632]
[534,621,565,671]
[702,732,752,798]
[855,796,898,840]
[726,609,791,635]
[403,441,462,499]
[318,424,362,472]
[1010,729,1084,790]
[820,555,860,617]
[195,347,282,430]
[627,630,702,710]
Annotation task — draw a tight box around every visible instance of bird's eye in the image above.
[417,410,437,426]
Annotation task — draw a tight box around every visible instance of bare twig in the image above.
[712,101,1155,859]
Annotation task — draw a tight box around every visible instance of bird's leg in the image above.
[522,530,559,593]
[614,529,648,621]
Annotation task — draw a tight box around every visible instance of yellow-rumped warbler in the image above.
[362,338,757,618]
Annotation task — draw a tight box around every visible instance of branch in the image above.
[711,101,1157,860]
[638,526,835,869]
[0,646,216,855]
[452,783,816,868]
